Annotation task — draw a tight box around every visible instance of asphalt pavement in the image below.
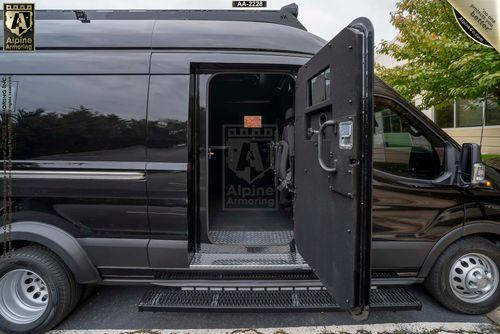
[53,285,499,333]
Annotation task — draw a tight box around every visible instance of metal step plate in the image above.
[138,286,422,312]
[190,252,308,270]
[208,230,294,246]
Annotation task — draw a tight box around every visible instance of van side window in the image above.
[4,75,148,161]
[373,97,444,179]
[147,75,189,163]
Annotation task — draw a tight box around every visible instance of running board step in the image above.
[138,286,421,312]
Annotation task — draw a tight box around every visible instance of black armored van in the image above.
[0,5,499,333]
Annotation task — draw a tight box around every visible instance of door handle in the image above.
[208,146,230,160]
[317,120,337,173]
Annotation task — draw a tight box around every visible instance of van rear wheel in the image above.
[0,246,79,333]
[425,236,500,314]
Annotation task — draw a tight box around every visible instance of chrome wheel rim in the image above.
[449,252,499,304]
[0,269,49,324]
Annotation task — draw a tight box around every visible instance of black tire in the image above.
[425,236,500,314]
[0,245,81,333]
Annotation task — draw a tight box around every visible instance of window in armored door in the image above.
[373,97,445,180]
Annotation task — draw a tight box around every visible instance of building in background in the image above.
[376,47,500,155]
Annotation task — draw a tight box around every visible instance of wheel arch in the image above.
[0,221,100,284]
[418,221,500,278]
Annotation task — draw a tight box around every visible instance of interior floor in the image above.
[207,72,295,245]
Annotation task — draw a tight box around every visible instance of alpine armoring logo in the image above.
[3,3,35,52]
[223,125,277,210]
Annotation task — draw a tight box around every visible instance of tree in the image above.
[376,0,500,110]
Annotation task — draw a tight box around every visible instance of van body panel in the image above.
[148,239,189,268]
[463,166,500,228]
[152,20,324,54]
[78,238,149,268]
[372,170,465,242]
[9,168,149,238]
[147,168,189,240]
[0,52,150,75]
[10,20,155,49]
[371,241,434,270]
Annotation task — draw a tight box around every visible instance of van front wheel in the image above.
[0,246,78,333]
[425,236,500,314]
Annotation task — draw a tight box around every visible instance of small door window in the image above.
[373,97,445,179]
[308,67,330,106]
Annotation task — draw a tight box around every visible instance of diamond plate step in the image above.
[208,230,293,246]
[190,252,308,270]
[138,286,422,312]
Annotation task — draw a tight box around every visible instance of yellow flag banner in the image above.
[448,0,499,52]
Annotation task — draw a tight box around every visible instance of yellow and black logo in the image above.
[3,3,35,52]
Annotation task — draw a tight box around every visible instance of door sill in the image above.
[100,276,422,286]
[189,251,309,270]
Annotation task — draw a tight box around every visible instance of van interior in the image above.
[207,73,296,247]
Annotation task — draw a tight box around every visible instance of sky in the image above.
[1,0,399,45]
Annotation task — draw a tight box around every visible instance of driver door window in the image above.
[373,98,445,179]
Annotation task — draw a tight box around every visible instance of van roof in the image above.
[0,6,326,54]
[36,4,306,29]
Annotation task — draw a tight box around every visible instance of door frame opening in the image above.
[202,70,297,246]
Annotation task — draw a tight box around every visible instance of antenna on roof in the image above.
[281,3,299,18]
[74,10,90,23]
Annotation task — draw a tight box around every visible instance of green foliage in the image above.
[376,0,500,109]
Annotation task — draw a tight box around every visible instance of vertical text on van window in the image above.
[3,3,35,52]
[1,75,14,254]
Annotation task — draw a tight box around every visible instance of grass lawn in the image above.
[483,154,500,169]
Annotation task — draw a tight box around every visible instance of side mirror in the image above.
[458,143,490,187]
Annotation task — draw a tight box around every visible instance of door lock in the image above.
[208,146,230,160]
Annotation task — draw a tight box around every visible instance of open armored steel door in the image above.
[294,17,374,316]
